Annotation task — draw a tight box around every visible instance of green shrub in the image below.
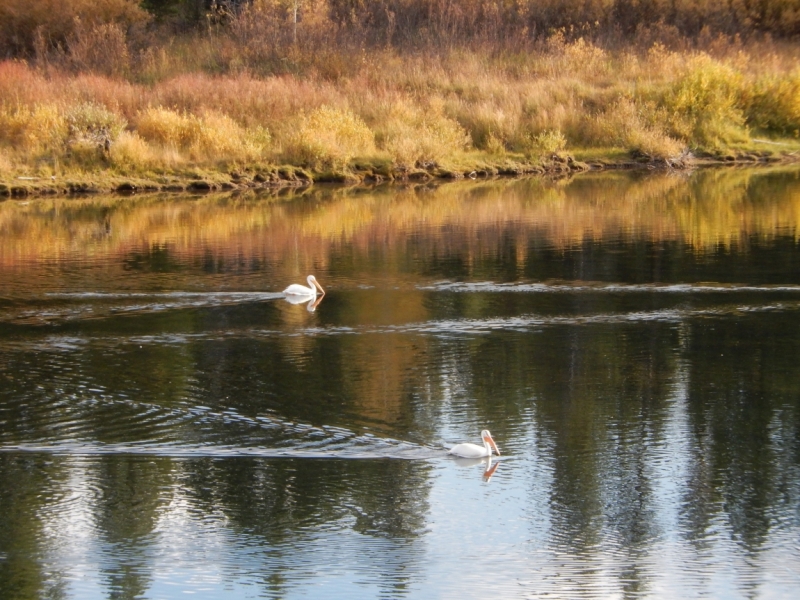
[519,129,567,158]
[747,71,800,138]
[662,55,748,149]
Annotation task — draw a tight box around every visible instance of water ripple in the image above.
[3,302,795,354]
[421,281,800,294]
[0,292,285,325]
[0,440,444,459]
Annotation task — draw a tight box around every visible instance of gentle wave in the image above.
[0,390,443,459]
[4,282,799,326]
[45,292,285,300]
[1,302,798,351]
[0,440,443,459]
[0,291,286,325]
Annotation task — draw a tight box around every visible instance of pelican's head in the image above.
[481,429,500,456]
[308,275,325,296]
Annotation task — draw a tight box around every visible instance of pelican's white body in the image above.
[448,430,500,458]
[283,275,325,298]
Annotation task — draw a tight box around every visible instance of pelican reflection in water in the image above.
[451,456,500,481]
[283,275,326,311]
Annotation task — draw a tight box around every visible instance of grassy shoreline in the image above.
[2,29,800,197]
[3,147,798,198]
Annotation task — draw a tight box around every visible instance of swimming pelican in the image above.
[283,275,325,298]
[448,429,500,458]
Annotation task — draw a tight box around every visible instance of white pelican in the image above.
[283,275,325,298]
[448,429,500,458]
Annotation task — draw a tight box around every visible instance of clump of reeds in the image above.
[281,105,375,169]
[136,107,271,164]
[375,99,471,166]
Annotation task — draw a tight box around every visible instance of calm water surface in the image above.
[2,168,800,598]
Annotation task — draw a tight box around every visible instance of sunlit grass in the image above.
[1,32,800,182]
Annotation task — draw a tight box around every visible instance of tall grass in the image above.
[1,27,799,178]
[282,106,375,169]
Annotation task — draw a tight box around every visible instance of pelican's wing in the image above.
[448,442,487,458]
[283,283,314,296]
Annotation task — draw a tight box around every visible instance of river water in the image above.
[1,167,800,599]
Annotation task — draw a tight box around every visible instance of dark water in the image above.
[1,167,800,598]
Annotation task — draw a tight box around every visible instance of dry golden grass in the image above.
[1,33,800,178]
[135,107,271,164]
[282,106,375,169]
[373,99,471,166]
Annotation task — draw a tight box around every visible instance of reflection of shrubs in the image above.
[282,106,375,169]
[377,100,471,166]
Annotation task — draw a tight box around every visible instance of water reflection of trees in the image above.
[422,309,800,595]
[3,167,800,275]
[2,167,800,597]
[0,453,432,598]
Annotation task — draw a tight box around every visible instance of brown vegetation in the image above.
[1,1,799,189]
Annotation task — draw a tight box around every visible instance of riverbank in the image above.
[2,34,800,197]
[2,145,798,198]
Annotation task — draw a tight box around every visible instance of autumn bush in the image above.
[375,100,471,166]
[282,106,375,169]
[136,107,271,163]
[0,103,66,159]
[747,71,800,137]
[0,0,147,57]
[584,99,686,159]
[661,55,749,148]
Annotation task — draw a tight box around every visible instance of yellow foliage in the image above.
[136,107,271,163]
[282,105,375,169]
[663,54,749,148]
[589,98,685,159]
[378,100,471,165]
[109,131,159,169]
[748,70,800,137]
[0,103,67,157]
[520,130,568,159]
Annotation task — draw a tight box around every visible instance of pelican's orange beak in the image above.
[314,279,326,296]
[484,434,500,456]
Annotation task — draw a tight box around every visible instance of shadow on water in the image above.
[2,167,800,598]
